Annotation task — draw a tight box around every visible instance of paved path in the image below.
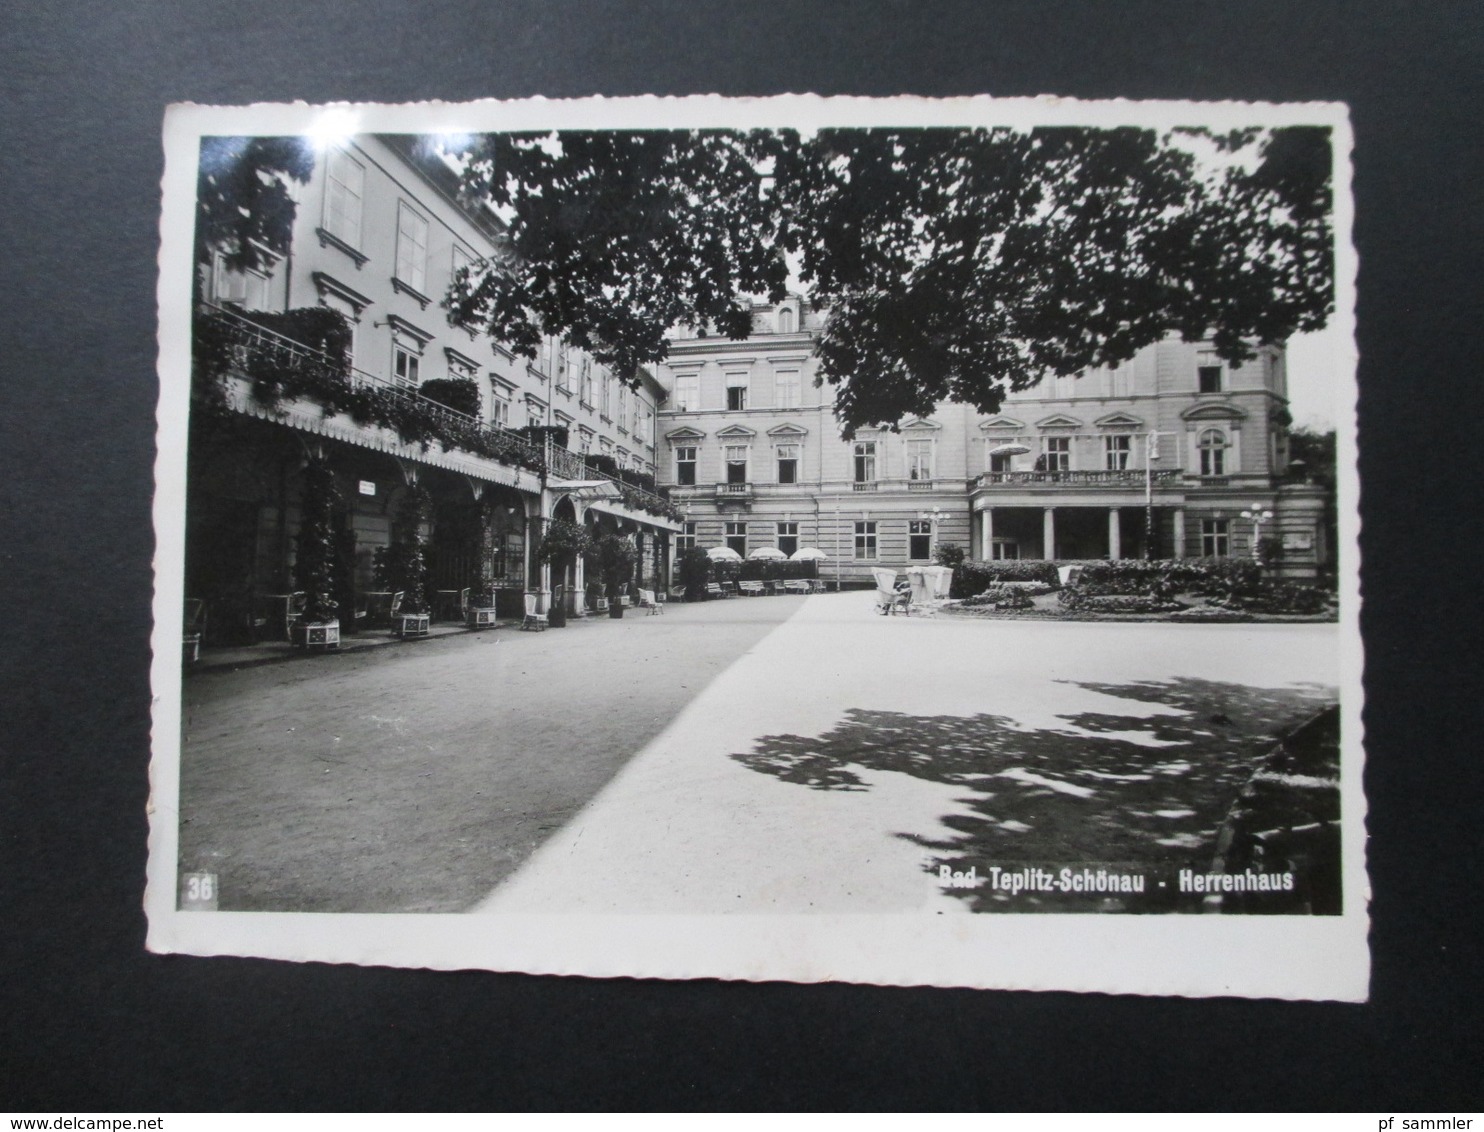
[178,596,803,912]
[475,591,1339,914]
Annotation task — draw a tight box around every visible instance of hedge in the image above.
[1215,582,1335,616]
[950,560,1060,597]
[1072,557,1261,597]
[1059,591,1185,613]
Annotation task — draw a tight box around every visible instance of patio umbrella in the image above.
[789,547,828,561]
[989,443,1032,457]
[748,546,788,560]
[706,546,743,562]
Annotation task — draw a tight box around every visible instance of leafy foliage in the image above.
[595,533,639,596]
[293,459,342,624]
[196,136,313,272]
[676,545,712,601]
[1073,557,1261,597]
[374,488,433,615]
[448,130,793,382]
[418,377,482,417]
[535,519,594,570]
[933,542,967,570]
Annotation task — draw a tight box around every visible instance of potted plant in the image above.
[375,487,432,639]
[289,458,342,650]
[535,519,593,628]
[596,533,639,618]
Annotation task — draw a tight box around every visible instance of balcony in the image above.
[852,481,878,493]
[975,469,1183,488]
[715,481,753,503]
[196,304,680,523]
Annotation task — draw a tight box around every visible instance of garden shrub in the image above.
[737,559,820,582]
[950,559,1060,597]
[1216,582,1334,616]
[1074,557,1261,597]
[1059,590,1183,613]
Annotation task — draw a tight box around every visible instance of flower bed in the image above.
[1059,590,1184,614]
[1214,582,1335,616]
[961,585,1034,610]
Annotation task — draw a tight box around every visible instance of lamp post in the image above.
[1241,502,1275,568]
[917,505,944,560]
[1144,431,1163,561]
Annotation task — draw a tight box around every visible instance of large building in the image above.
[655,297,1328,586]
[187,134,680,641]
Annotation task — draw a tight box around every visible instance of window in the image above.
[1199,428,1228,476]
[775,369,801,408]
[676,521,697,552]
[617,384,628,431]
[909,520,932,560]
[490,391,509,429]
[725,370,749,411]
[577,428,593,455]
[212,252,272,310]
[906,438,934,481]
[1042,436,1070,472]
[554,345,571,393]
[318,292,359,364]
[853,441,877,483]
[675,446,697,486]
[579,358,593,405]
[324,148,364,248]
[776,443,799,484]
[777,522,799,558]
[778,307,795,334]
[1104,434,1132,471]
[1198,351,1224,394]
[725,521,747,557]
[393,342,421,387]
[724,445,749,485]
[673,372,699,411]
[989,449,1014,473]
[854,520,878,560]
[1201,518,1230,557]
[527,403,543,429]
[395,203,429,294]
[601,371,611,418]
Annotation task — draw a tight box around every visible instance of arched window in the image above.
[1198,428,1229,476]
[777,306,795,334]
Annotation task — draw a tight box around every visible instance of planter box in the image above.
[291,620,341,650]
[465,607,499,630]
[393,612,431,639]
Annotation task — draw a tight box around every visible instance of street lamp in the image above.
[1241,502,1275,565]
[917,505,944,560]
[1144,431,1163,561]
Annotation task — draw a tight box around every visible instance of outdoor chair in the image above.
[872,568,911,615]
[182,598,206,663]
[521,592,547,631]
[738,580,765,596]
[705,582,728,600]
[638,588,661,614]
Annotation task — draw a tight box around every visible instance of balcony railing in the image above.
[198,304,678,521]
[716,481,753,497]
[852,481,878,492]
[975,469,1184,488]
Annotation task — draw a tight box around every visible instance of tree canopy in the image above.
[196,136,313,273]
[197,124,1334,435]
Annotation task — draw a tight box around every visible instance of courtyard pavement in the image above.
[177,591,1339,915]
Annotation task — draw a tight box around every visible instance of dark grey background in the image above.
[2,0,1479,1111]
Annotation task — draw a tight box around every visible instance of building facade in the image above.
[188,134,679,641]
[656,298,1329,586]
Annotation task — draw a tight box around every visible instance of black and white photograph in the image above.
[148,95,1364,999]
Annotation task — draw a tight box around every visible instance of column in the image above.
[981,505,994,560]
[1172,508,1186,559]
[1042,507,1056,561]
[1108,507,1122,560]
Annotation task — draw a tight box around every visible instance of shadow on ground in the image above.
[732,677,1337,913]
